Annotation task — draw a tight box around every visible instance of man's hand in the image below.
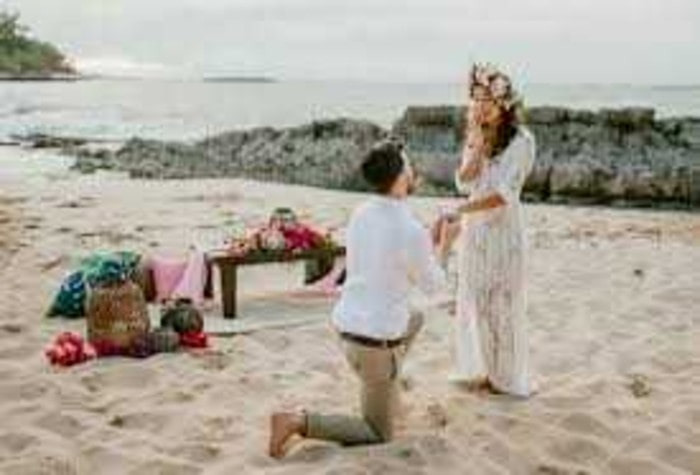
[431,216,446,246]
[431,210,460,245]
[440,220,461,248]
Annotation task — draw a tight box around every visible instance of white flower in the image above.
[260,228,286,250]
[469,63,521,113]
[475,64,498,86]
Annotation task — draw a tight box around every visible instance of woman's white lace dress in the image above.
[452,127,536,396]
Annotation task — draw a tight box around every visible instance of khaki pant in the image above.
[306,311,424,445]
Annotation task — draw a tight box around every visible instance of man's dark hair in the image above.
[361,140,405,194]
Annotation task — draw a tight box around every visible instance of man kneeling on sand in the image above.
[269,140,459,457]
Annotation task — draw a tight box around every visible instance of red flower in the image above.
[180,331,208,349]
[45,332,98,367]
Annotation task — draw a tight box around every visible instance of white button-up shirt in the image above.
[332,196,446,340]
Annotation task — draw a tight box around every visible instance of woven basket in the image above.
[86,280,150,349]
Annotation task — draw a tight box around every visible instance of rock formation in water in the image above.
[67,106,700,208]
[72,119,386,191]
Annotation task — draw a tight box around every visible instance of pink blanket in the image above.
[150,251,207,304]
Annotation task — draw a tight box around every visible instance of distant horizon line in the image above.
[48,73,700,89]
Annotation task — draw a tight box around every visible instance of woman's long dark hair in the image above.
[486,105,520,159]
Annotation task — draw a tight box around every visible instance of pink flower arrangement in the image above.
[227,210,337,258]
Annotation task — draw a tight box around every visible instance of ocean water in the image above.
[1,79,699,142]
[0,146,74,184]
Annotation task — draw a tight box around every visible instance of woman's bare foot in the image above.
[483,379,537,398]
[450,376,491,392]
[269,412,305,459]
[483,379,506,395]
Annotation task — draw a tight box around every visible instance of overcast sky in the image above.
[3,0,699,84]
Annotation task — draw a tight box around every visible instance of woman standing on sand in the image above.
[449,64,536,397]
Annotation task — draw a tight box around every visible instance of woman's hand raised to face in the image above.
[458,91,502,183]
[458,134,486,182]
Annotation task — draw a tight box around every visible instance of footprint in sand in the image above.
[0,432,37,457]
[322,466,370,475]
[34,411,86,438]
[128,459,199,475]
[163,443,221,464]
[0,343,38,359]
[23,220,42,230]
[608,455,683,475]
[157,390,196,405]
[1,454,78,475]
[0,380,53,403]
[80,445,139,475]
[191,415,245,443]
[0,322,25,334]
[655,442,700,474]
[544,434,609,468]
[558,412,617,440]
[425,402,449,428]
[282,444,340,464]
[39,254,69,271]
[677,406,700,428]
[80,365,159,392]
[56,198,96,209]
[108,411,170,435]
[474,432,536,473]
[537,395,592,412]
[192,351,233,371]
[409,434,464,468]
[535,463,592,475]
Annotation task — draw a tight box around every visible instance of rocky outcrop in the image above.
[11,133,88,149]
[394,106,700,207]
[69,107,700,208]
[72,119,386,191]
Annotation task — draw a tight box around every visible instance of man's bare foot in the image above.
[269,412,305,459]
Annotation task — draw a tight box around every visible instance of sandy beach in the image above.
[0,157,699,474]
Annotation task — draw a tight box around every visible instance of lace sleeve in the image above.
[495,130,535,205]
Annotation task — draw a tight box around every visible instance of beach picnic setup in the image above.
[209,207,345,318]
[44,208,345,367]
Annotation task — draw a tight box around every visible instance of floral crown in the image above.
[469,63,520,111]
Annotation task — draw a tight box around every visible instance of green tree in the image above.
[0,9,75,75]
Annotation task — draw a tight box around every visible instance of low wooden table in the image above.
[206,247,346,319]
